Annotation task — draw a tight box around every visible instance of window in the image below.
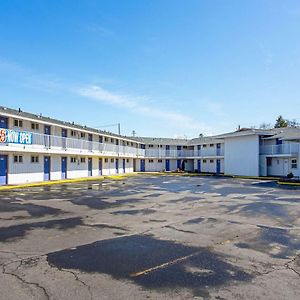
[203,159,207,163]
[31,123,39,130]
[99,136,103,143]
[80,132,85,138]
[80,157,86,163]
[291,159,298,169]
[149,145,154,148]
[105,137,108,142]
[203,144,207,148]
[70,157,76,163]
[14,155,23,163]
[149,159,154,163]
[111,138,114,143]
[183,146,187,149]
[267,157,272,167]
[210,160,214,163]
[31,156,39,163]
[116,140,119,145]
[126,159,129,163]
[111,158,114,163]
[210,144,214,147]
[158,159,163,163]
[104,158,108,163]
[14,119,23,127]
[277,160,280,165]
[131,142,134,146]
[71,130,77,137]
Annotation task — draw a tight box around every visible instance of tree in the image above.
[259,123,272,130]
[274,115,288,128]
[287,119,300,128]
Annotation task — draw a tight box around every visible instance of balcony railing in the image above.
[0,131,145,157]
[145,148,224,158]
[260,143,300,156]
[195,148,224,157]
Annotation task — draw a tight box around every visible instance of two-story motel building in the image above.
[0,106,299,185]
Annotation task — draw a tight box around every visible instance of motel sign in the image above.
[0,129,33,145]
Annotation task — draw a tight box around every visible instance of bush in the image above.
[287,172,294,179]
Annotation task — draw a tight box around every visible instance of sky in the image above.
[0,0,300,138]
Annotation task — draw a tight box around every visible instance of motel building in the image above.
[0,106,300,185]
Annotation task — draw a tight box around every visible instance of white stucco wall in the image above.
[145,159,164,172]
[184,160,194,172]
[266,157,299,177]
[8,153,43,184]
[224,135,260,176]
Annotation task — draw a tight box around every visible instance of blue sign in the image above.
[0,129,33,145]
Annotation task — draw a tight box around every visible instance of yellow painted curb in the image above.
[277,181,300,187]
[0,173,137,191]
[231,175,278,181]
[138,172,278,180]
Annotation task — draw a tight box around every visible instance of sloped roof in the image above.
[263,127,300,141]
[214,128,276,139]
[0,106,140,143]
[132,137,190,146]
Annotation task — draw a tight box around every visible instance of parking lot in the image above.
[0,174,299,300]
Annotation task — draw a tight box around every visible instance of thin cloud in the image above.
[259,43,273,68]
[205,101,226,118]
[75,85,214,133]
[85,24,115,38]
[0,59,63,92]
[0,59,215,135]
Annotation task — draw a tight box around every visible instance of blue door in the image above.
[166,159,170,171]
[140,159,145,172]
[166,145,170,156]
[0,155,8,185]
[99,158,102,176]
[216,159,221,175]
[123,159,126,173]
[116,159,119,174]
[0,116,8,129]
[197,159,201,173]
[276,138,283,154]
[62,129,67,149]
[44,156,51,181]
[177,159,181,170]
[44,125,51,147]
[216,143,221,156]
[88,134,93,151]
[61,157,67,179]
[177,145,182,156]
[88,158,92,176]
[197,145,201,156]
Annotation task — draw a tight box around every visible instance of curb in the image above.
[277,181,300,187]
[0,173,137,191]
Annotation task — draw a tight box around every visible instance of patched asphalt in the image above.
[0,175,300,300]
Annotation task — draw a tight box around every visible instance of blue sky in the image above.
[1,0,300,137]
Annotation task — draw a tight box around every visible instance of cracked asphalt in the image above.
[0,174,299,300]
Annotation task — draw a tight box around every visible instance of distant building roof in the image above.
[132,137,190,146]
